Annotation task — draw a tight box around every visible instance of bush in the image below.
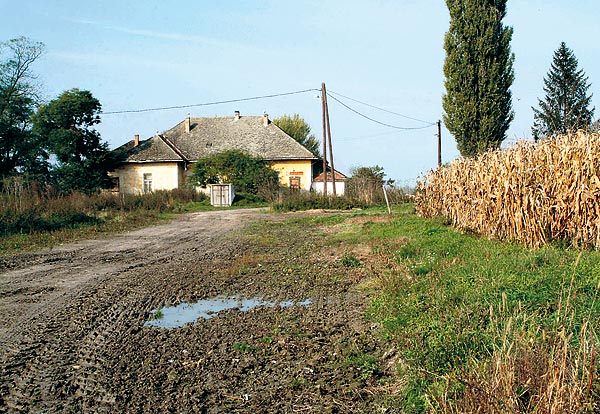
[233,192,267,206]
[271,192,365,212]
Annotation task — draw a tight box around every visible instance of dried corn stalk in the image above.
[415,132,600,248]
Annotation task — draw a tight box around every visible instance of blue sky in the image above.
[2,0,599,184]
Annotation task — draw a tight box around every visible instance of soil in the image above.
[0,208,399,413]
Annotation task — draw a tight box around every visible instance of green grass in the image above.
[354,204,600,411]
[272,203,599,410]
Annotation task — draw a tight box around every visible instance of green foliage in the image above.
[0,37,47,178]
[232,192,267,207]
[232,341,254,353]
[33,89,114,194]
[273,114,321,157]
[190,149,279,195]
[532,42,595,140]
[442,0,515,157]
[341,253,360,268]
[271,192,365,212]
[346,165,390,205]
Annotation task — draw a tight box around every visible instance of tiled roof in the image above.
[115,135,184,162]
[313,170,348,182]
[116,114,317,163]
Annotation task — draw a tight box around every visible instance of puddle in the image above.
[144,295,312,328]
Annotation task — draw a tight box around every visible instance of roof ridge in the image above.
[159,134,188,162]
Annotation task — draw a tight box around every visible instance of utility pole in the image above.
[321,84,328,196]
[437,120,442,167]
[322,83,336,195]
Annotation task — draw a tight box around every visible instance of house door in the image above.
[289,177,301,192]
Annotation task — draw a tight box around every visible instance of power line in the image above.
[328,89,434,125]
[100,88,320,115]
[326,93,436,130]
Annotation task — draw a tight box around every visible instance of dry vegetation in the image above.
[416,132,600,248]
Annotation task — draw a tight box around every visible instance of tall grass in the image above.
[360,205,600,412]
[436,266,600,413]
[0,176,207,237]
[271,185,413,212]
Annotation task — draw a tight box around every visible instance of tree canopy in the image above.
[442,0,514,157]
[532,42,594,140]
[33,89,113,193]
[346,165,392,205]
[190,149,279,195]
[273,114,320,157]
[0,37,46,178]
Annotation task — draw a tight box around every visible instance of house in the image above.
[111,112,318,194]
[311,169,348,195]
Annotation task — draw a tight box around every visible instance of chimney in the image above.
[134,134,139,147]
[234,110,240,120]
[263,113,269,126]
[184,116,191,133]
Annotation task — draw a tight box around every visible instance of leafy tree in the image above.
[0,37,47,178]
[442,0,515,157]
[190,149,279,195]
[347,165,392,205]
[33,89,113,193]
[532,42,595,140]
[273,114,321,157]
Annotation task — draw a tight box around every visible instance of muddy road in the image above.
[0,208,398,413]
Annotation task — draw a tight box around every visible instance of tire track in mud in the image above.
[0,209,264,413]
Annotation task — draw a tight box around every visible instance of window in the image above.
[143,173,153,193]
[109,177,120,192]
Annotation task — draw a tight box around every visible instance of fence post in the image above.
[382,185,391,215]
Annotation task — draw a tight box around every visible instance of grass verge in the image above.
[271,204,600,412]
[352,204,600,412]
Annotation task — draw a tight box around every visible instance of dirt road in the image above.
[0,208,395,413]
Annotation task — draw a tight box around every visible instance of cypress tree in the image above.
[532,42,594,141]
[442,0,515,157]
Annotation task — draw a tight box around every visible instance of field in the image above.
[1,205,599,413]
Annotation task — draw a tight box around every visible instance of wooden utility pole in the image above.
[437,120,442,167]
[321,84,328,196]
[322,83,336,195]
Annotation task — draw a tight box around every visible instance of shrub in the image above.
[271,192,365,212]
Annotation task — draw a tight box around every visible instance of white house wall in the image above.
[311,181,346,195]
[113,162,183,194]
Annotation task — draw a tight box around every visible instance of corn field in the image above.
[416,132,600,248]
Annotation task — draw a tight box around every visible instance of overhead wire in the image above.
[100,88,321,115]
[326,93,436,130]
[327,89,434,125]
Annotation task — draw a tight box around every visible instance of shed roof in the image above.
[313,169,348,182]
[116,114,317,163]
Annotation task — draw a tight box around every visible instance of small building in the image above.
[111,112,319,194]
[311,169,348,196]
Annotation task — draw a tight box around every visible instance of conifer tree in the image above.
[532,42,594,140]
[442,0,514,157]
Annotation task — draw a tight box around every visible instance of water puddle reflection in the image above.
[144,295,312,328]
